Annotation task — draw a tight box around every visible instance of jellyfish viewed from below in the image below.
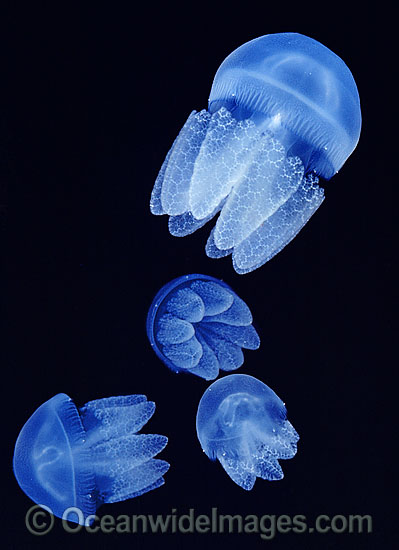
[13,393,169,525]
[146,274,260,380]
[151,32,361,273]
[196,374,299,489]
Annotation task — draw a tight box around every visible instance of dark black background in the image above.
[1,2,394,549]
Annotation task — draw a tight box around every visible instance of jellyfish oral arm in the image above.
[151,108,324,273]
[79,395,169,504]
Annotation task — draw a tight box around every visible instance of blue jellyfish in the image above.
[13,393,169,525]
[196,374,299,489]
[146,274,260,380]
[150,33,361,273]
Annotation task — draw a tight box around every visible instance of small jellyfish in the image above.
[151,33,361,273]
[146,274,260,380]
[196,374,299,489]
[13,393,169,524]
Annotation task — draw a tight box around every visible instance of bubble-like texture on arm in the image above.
[230,172,324,273]
[189,108,260,220]
[150,110,211,216]
[13,393,169,525]
[150,33,360,272]
[196,375,299,490]
[146,274,260,380]
[79,395,168,506]
[151,107,324,273]
[213,140,304,250]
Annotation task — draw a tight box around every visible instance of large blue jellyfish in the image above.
[196,374,299,489]
[146,274,260,380]
[13,393,169,524]
[151,32,361,273]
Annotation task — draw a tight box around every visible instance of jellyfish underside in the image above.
[13,394,169,524]
[151,33,361,273]
[196,375,299,490]
[147,274,260,380]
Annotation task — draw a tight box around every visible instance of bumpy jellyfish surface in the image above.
[151,32,361,273]
[196,374,299,489]
[13,393,169,525]
[147,274,260,380]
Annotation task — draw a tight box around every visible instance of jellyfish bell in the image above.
[208,32,361,178]
[13,393,169,525]
[150,32,362,273]
[13,394,95,524]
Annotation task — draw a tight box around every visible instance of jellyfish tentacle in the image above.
[83,394,147,409]
[213,141,304,251]
[165,287,205,322]
[155,314,195,345]
[162,334,203,370]
[200,321,260,350]
[150,138,178,215]
[232,172,324,273]
[80,399,156,439]
[202,293,253,326]
[79,397,169,505]
[90,434,168,471]
[189,279,234,316]
[100,458,170,504]
[217,449,257,490]
[156,110,211,216]
[267,421,299,459]
[187,331,220,380]
[168,209,214,237]
[197,326,244,372]
[189,107,260,220]
[254,454,284,481]
[205,226,233,259]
